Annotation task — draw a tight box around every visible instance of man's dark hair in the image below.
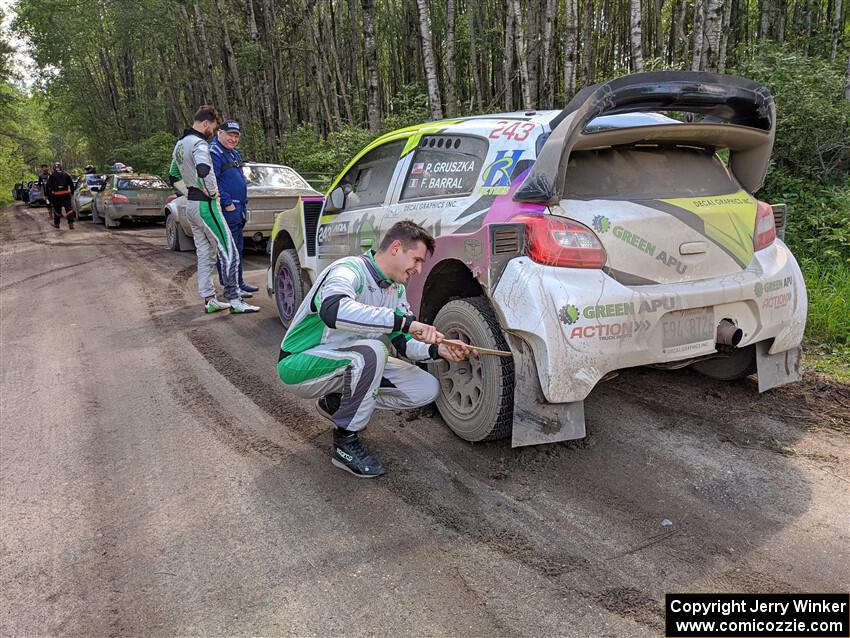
[378,220,435,256]
[193,105,220,124]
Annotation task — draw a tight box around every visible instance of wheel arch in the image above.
[419,258,486,324]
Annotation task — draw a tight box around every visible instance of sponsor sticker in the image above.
[481,150,524,188]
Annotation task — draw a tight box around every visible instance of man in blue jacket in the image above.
[210,120,259,296]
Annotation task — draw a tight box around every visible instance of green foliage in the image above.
[279,124,379,191]
[111,132,177,177]
[798,258,850,346]
[733,46,850,183]
[762,171,850,265]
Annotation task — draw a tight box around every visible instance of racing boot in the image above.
[240,283,259,295]
[205,297,231,313]
[229,298,260,314]
[331,429,385,478]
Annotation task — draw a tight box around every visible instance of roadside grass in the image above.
[800,258,850,383]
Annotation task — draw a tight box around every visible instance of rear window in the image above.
[85,174,105,186]
[118,178,168,189]
[400,135,488,201]
[563,146,739,199]
[243,165,311,189]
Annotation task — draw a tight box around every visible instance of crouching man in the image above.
[277,220,472,478]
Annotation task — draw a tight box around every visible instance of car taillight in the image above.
[111,193,129,204]
[754,200,776,251]
[514,214,606,268]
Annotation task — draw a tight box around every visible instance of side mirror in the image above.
[327,185,347,212]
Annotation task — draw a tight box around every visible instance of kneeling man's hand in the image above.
[410,321,443,344]
[438,342,475,362]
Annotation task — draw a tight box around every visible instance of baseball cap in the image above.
[221,120,241,133]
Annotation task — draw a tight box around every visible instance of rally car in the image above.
[266,71,807,447]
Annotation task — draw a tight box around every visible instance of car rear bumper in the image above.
[491,240,807,403]
[111,205,166,220]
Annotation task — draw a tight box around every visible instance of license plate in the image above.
[661,307,715,355]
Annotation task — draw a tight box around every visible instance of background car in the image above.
[91,174,172,228]
[266,71,807,448]
[72,174,105,218]
[27,181,48,207]
[164,162,320,252]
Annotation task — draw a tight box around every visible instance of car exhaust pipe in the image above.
[716,318,743,346]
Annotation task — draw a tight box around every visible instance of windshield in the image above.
[117,178,168,190]
[242,165,310,189]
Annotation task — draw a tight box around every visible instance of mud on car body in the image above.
[267,71,807,448]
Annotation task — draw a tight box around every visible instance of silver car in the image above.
[72,174,105,218]
[164,162,320,252]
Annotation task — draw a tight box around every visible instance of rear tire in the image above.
[105,213,120,229]
[691,345,757,380]
[165,214,180,251]
[273,248,308,329]
[430,297,514,442]
[91,202,104,225]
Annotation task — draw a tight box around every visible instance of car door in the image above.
[315,139,407,271]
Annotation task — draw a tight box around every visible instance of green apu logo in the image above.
[592,215,610,233]
[754,282,764,297]
[559,304,580,325]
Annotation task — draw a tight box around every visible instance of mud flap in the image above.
[505,334,586,447]
[756,341,802,392]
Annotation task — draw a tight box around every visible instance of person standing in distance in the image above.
[210,119,258,297]
[45,162,77,230]
[169,105,259,315]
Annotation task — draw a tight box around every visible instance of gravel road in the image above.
[2,203,847,637]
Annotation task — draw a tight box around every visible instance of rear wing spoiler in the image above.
[515,71,776,202]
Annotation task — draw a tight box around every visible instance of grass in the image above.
[799,257,849,383]
[800,258,850,345]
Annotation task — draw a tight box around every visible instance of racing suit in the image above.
[278,251,440,432]
[210,139,248,287]
[45,169,76,227]
[169,128,241,301]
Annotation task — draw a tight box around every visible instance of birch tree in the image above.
[630,0,645,71]
[415,0,443,119]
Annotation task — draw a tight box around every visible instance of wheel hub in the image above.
[276,265,296,321]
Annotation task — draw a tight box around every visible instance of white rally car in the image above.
[267,71,807,447]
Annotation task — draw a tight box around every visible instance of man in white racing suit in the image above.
[169,105,259,314]
[277,220,472,478]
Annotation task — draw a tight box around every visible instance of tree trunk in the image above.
[415,0,443,119]
[193,3,226,113]
[631,0,645,71]
[362,0,380,130]
[655,0,664,58]
[245,0,276,156]
[469,8,483,111]
[564,0,579,99]
[674,0,688,62]
[582,0,595,83]
[831,0,842,61]
[504,4,514,110]
[702,0,724,70]
[541,0,557,108]
[718,0,734,71]
[446,0,458,117]
[511,0,533,108]
[213,0,244,115]
[692,0,706,70]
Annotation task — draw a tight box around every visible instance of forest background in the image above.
[1,0,848,371]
